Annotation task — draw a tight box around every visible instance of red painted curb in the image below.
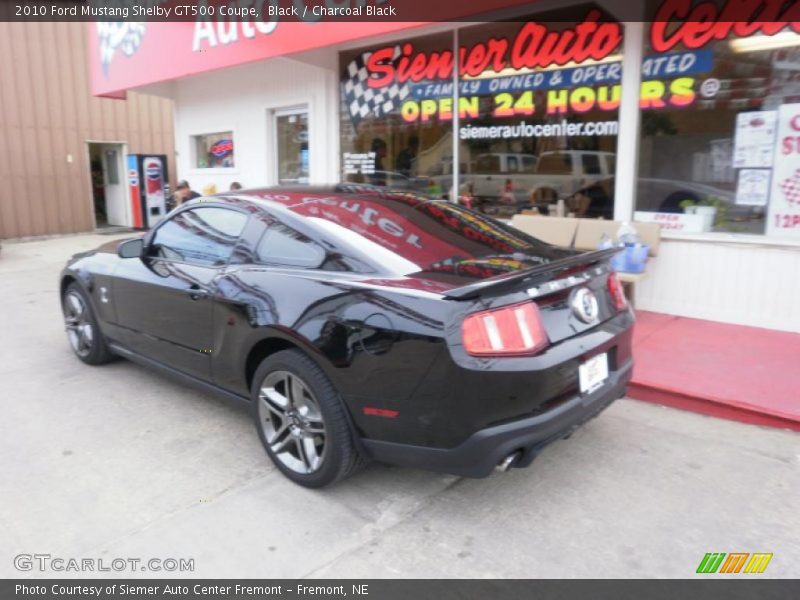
[627,382,800,433]
[628,310,800,433]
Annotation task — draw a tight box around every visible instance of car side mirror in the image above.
[117,238,144,259]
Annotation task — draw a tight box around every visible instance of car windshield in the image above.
[257,189,572,278]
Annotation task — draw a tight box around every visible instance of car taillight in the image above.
[462,302,549,356]
[607,272,628,311]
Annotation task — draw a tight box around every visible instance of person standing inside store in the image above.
[395,135,419,177]
[368,138,387,187]
[173,180,201,206]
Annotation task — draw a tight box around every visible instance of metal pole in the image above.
[613,21,644,222]
[451,27,460,203]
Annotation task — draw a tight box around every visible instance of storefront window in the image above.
[635,21,800,237]
[337,6,800,239]
[340,31,454,198]
[455,11,622,219]
[338,6,624,220]
[193,132,235,169]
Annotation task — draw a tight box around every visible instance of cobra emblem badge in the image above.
[571,287,599,324]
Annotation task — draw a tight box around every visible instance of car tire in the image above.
[251,349,367,488]
[62,282,115,365]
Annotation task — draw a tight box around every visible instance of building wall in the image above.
[0,22,175,239]
[171,56,339,193]
[636,237,800,332]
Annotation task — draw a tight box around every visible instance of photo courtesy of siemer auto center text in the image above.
[0,0,798,598]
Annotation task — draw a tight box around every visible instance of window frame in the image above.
[144,202,251,269]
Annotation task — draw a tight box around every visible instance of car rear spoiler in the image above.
[443,247,620,300]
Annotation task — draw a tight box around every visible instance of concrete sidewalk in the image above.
[0,234,798,578]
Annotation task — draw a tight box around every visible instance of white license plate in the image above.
[579,353,609,394]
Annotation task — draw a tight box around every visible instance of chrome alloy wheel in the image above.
[258,370,327,474]
[63,291,94,358]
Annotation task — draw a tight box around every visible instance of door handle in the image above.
[185,286,209,301]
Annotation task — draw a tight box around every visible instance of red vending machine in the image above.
[127,154,169,229]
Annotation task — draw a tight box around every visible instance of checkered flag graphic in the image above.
[780,169,800,206]
[97,22,146,76]
[342,47,410,128]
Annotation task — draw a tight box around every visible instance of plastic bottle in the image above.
[617,221,639,246]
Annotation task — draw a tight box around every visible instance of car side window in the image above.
[255,223,326,269]
[582,153,601,175]
[522,156,536,172]
[149,207,248,267]
[536,153,572,174]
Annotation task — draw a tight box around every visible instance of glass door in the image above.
[100,144,127,227]
[274,107,309,185]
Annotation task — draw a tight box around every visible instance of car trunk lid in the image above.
[438,248,623,346]
[441,247,619,300]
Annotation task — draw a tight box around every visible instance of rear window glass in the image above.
[261,191,568,277]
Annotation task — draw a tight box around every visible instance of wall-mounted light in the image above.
[729,32,800,53]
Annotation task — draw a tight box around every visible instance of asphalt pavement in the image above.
[0,233,798,578]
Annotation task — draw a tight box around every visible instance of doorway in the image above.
[273,107,309,185]
[88,142,128,228]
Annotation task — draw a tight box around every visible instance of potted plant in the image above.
[679,198,699,214]
[679,196,727,230]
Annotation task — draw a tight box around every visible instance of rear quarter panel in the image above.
[212,266,448,438]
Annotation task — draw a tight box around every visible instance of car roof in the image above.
[204,184,434,211]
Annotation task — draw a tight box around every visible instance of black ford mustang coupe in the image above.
[60,186,633,487]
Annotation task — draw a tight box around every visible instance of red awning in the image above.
[88,0,541,98]
[89,21,425,97]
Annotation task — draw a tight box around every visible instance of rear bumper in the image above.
[361,358,632,478]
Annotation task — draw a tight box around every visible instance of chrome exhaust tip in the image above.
[496,451,522,473]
